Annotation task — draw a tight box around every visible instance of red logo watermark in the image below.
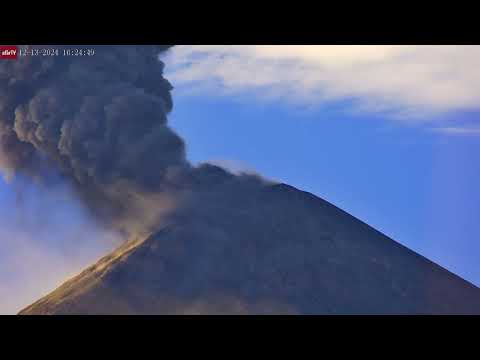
[0,46,17,59]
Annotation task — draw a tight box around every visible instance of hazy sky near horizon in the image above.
[1,45,480,314]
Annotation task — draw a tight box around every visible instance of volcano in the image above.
[19,183,480,315]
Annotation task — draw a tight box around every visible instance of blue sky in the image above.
[1,45,480,314]
[167,94,480,287]
[163,45,480,287]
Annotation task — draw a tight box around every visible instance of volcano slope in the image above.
[19,183,480,315]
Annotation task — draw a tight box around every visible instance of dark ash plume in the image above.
[0,45,270,238]
[0,46,190,236]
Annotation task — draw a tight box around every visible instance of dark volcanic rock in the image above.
[19,183,480,315]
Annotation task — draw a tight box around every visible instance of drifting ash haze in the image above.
[1,46,479,314]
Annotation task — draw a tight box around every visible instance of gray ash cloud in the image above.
[0,45,268,238]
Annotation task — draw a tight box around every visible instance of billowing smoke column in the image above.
[0,45,247,238]
[0,45,269,240]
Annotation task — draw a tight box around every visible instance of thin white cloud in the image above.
[164,45,480,119]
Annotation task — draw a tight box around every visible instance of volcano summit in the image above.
[1,46,478,315]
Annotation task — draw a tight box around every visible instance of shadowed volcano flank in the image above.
[20,183,480,315]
